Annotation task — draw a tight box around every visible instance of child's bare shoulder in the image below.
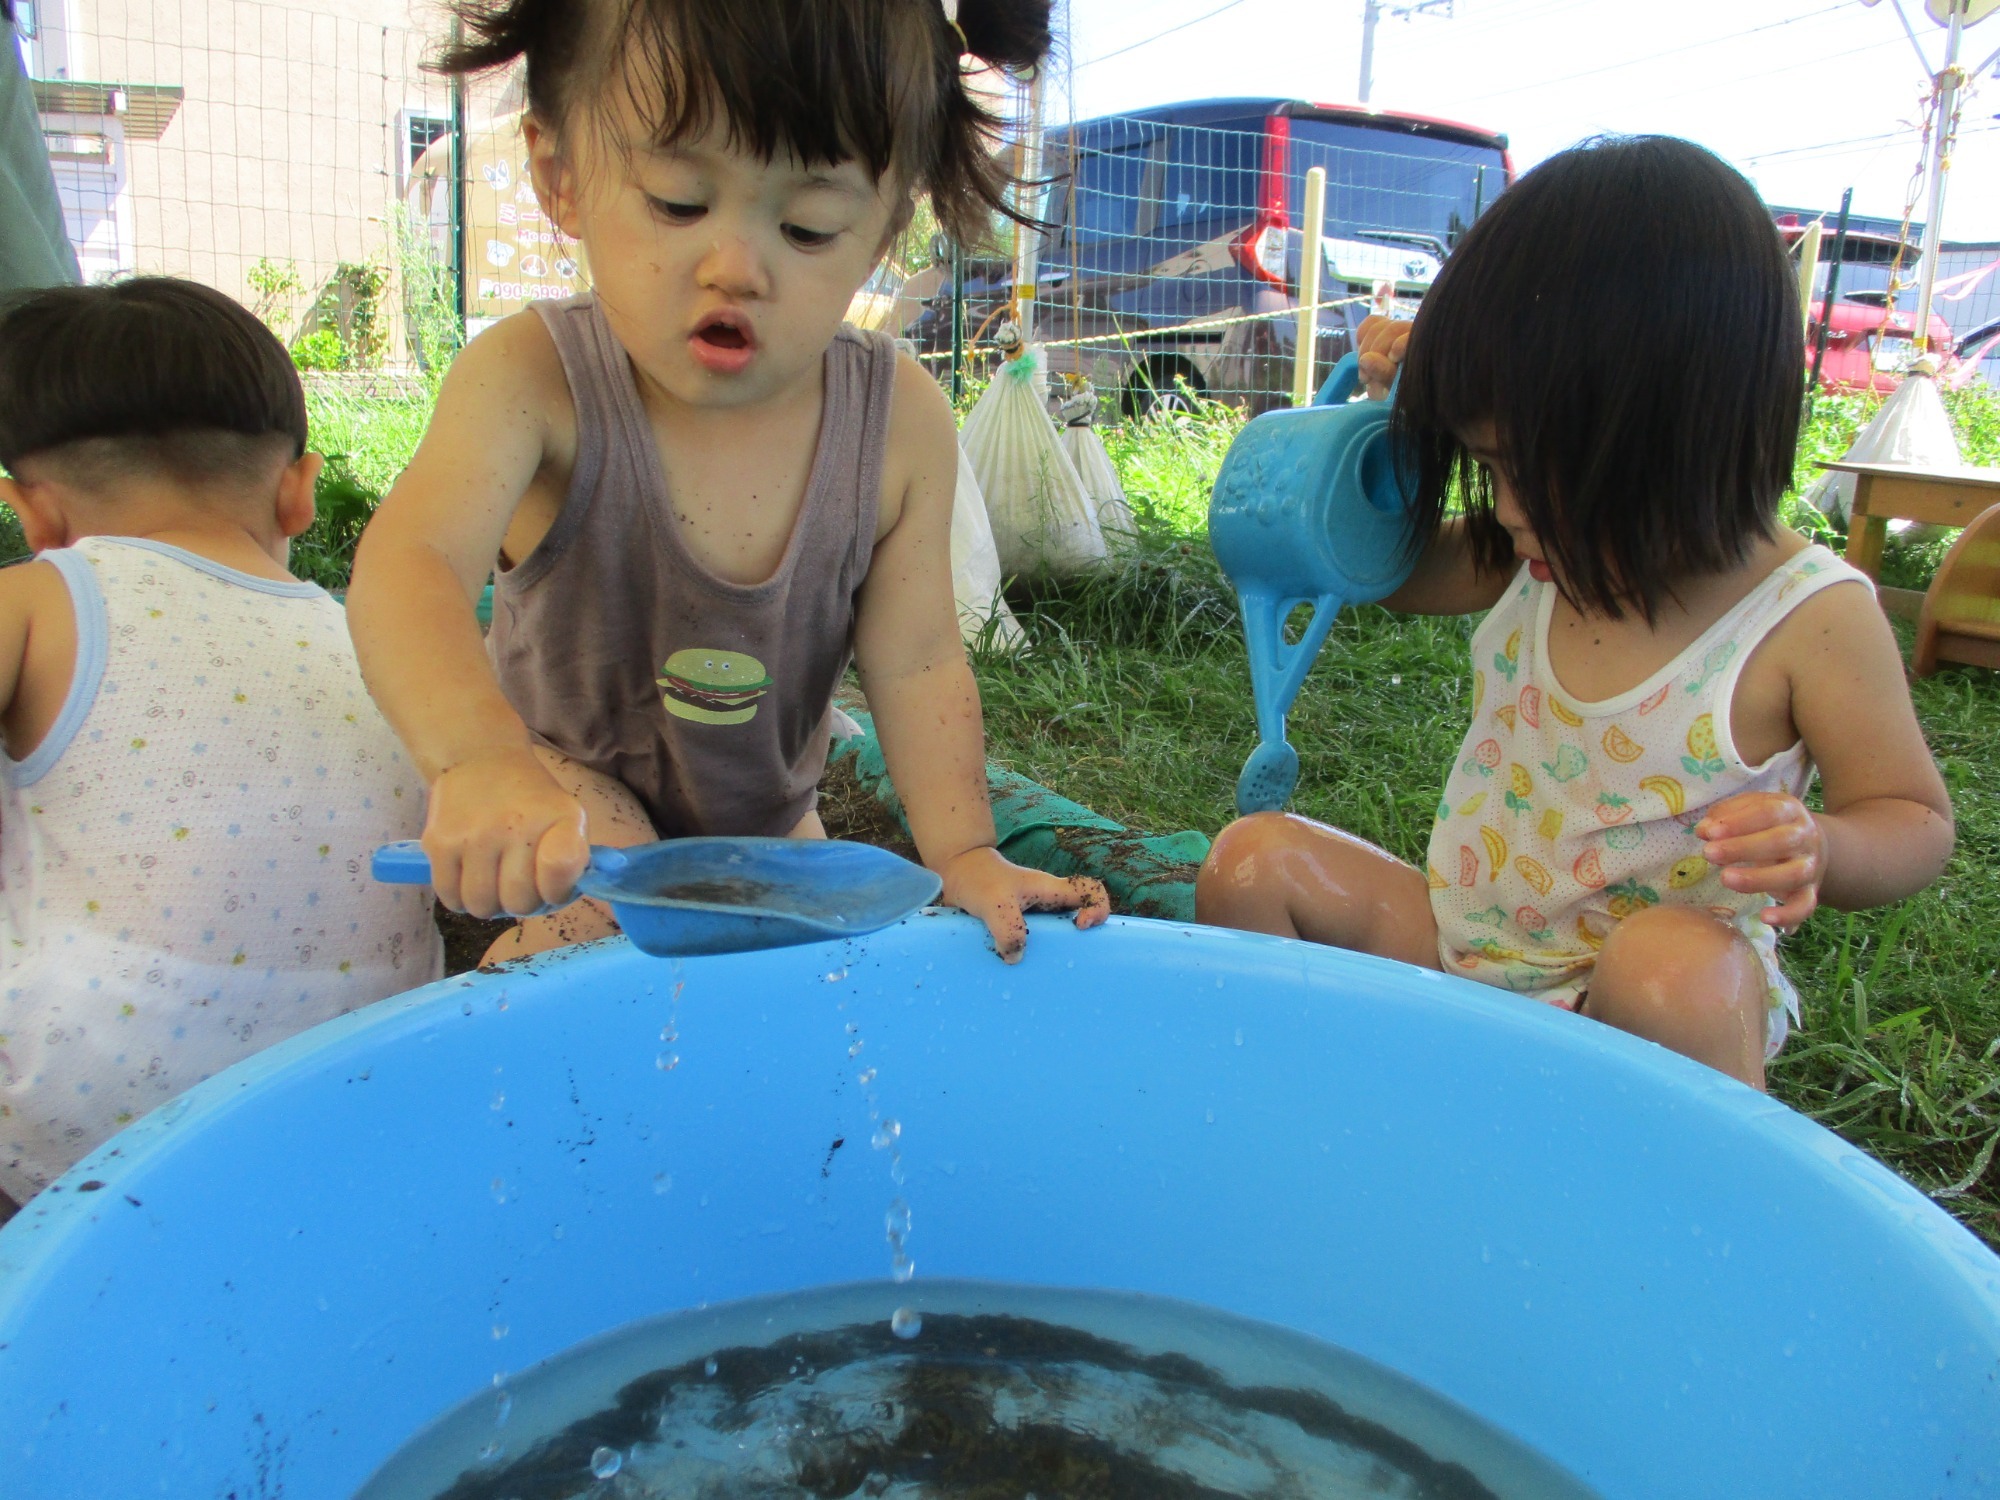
[0,559,78,734]
[874,347,958,536]
[0,557,70,625]
[396,309,578,504]
[440,310,571,413]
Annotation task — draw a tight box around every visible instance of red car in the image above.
[1782,222,1956,394]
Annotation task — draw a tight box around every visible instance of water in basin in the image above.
[357,1280,1596,1499]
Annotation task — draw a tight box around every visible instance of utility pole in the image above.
[1360,0,1455,108]
[1360,0,1381,106]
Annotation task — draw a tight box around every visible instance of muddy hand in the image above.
[423,746,591,919]
[940,846,1112,964]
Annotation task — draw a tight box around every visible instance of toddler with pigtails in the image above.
[349,0,1107,962]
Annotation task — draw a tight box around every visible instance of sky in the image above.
[1047,0,2000,242]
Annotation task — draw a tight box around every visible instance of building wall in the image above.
[62,0,458,344]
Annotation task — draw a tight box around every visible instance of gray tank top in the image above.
[489,294,896,838]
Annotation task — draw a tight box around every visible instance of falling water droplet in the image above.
[1391,674,1402,686]
[490,1091,506,1110]
[872,1119,901,1149]
[656,1051,679,1072]
[478,1439,503,1462]
[490,1177,507,1204]
[652,1172,673,1195]
[659,1025,678,1043]
[704,1357,720,1378]
[491,1321,509,1340]
[1233,1028,1243,1047]
[858,1067,877,1086]
[845,1021,859,1034]
[892,1253,916,1283]
[848,1040,865,1059]
[461,1000,474,1016]
[1204,1109,1215,1124]
[890,1307,922,1339]
[590,1445,623,1479]
[824,968,848,983]
[493,1388,513,1426]
[885,1198,911,1237]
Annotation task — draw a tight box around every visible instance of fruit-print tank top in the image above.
[489,295,897,838]
[1425,544,1871,1021]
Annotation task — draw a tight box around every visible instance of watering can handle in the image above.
[369,842,630,887]
[1313,349,1401,408]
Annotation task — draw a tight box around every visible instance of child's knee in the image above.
[1592,906,1764,1028]
[1197,813,1302,917]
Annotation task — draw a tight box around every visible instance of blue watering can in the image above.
[1209,351,1423,815]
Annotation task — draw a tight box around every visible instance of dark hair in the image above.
[0,277,307,489]
[1393,135,1803,621]
[435,0,1050,244]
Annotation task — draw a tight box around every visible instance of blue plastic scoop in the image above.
[372,837,942,957]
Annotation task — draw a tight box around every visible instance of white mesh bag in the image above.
[950,442,1027,650]
[959,345,1107,577]
[1057,385,1136,556]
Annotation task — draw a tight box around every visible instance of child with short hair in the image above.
[347,0,1107,963]
[0,278,442,1218]
[1198,137,1955,1089]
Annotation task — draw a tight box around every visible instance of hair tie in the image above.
[940,0,969,54]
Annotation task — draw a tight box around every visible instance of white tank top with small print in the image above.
[0,538,441,1201]
[1426,544,1870,1029]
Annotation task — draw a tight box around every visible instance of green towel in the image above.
[829,713,1209,923]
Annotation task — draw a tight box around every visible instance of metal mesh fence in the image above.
[898,110,1509,418]
[18,5,1519,419]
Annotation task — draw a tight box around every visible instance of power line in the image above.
[1747,120,2000,164]
[1077,0,1260,68]
[1455,2,1852,105]
[1744,128,1912,163]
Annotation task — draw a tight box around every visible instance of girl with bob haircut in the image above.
[1199,136,1954,1088]
[348,0,1109,963]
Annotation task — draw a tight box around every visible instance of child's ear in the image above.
[274,453,322,540]
[524,115,582,241]
[0,474,73,554]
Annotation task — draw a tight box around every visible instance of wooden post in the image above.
[1292,166,1328,407]
[1795,219,1823,339]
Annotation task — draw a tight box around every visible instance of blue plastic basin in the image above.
[1,914,1996,1497]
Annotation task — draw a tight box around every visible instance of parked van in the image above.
[1781,222,1957,394]
[913,97,1513,416]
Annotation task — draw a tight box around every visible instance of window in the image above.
[1288,120,1507,249]
[1069,144,1151,244]
[400,109,453,193]
[1157,120,1261,236]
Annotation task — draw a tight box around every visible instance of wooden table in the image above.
[1819,459,2000,620]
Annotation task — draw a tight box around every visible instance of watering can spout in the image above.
[1208,353,1422,815]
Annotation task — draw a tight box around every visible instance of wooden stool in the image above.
[1819,460,2000,620]
[1913,500,2000,676]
